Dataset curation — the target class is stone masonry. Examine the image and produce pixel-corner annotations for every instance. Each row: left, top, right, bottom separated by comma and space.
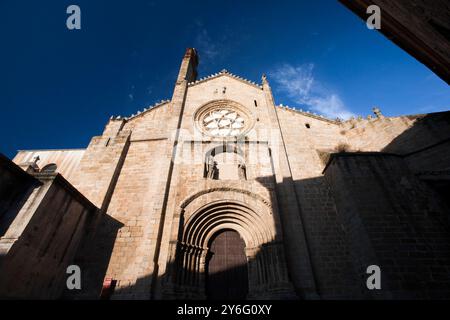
1, 48, 449, 299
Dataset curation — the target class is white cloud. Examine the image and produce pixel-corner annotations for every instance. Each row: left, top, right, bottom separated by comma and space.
194, 29, 219, 61
308, 94, 355, 120
270, 64, 355, 120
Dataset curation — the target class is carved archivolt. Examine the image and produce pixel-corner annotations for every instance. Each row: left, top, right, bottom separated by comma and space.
180, 187, 272, 209
182, 200, 274, 248
163, 194, 293, 299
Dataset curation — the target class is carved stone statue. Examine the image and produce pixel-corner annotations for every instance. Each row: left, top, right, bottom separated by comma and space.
211, 161, 219, 180
32, 155, 40, 165
372, 107, 383, 118
262, 73, 267, 83
238, 162, 247, 180
206, 156, 219, 180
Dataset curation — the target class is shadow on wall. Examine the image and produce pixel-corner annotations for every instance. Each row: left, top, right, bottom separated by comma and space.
382, 112, 450, 210
382, 112, 450, 155
62, 169, 450, 300
102, 236, 295, 300
93, 175, 361, 301
267, 175, 367, 300
0, 154, 41, 238
62, 212, 124, 299
60, 111, 450, 300
323, 151, 450, 299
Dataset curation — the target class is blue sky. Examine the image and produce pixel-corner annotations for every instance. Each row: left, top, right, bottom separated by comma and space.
1, 0, 449, 158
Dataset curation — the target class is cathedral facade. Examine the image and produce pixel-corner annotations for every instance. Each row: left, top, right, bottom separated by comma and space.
1, 48, 449, 300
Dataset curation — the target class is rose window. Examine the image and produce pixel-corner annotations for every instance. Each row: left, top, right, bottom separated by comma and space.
202, 109, 246, 137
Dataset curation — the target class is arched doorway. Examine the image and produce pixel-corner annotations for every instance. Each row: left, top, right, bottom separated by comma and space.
162, 197, 295, 299
206, 230, 248, 300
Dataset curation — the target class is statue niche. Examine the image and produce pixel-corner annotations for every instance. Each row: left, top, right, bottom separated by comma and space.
206, 158, 219, 180
204, 146, 246, 181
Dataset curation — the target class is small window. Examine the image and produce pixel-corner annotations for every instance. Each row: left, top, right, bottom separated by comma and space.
305, 123, 311, 129
41, 163, 57, 173
254, 100, 258, 107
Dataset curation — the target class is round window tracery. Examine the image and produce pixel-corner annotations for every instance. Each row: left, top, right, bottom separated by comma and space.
203, 109, 245, 137
195, 100, 253, 137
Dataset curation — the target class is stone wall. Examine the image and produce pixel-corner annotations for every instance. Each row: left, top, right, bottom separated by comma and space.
0, 158, 97, 299
13, 149, 85, 184
0, 154, 40, 238
324, 153, 450, 299
101, 138, 171, 299
277, 107, 450, 299
276, 109, 361, 298
4, 47, 449, 300
71, 124, 131, 211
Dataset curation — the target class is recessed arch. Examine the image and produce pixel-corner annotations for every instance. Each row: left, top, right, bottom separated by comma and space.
204, 144, 246, 180
183, 200, 273, 248
162, 191, 294, 299
205, 143, 244, 158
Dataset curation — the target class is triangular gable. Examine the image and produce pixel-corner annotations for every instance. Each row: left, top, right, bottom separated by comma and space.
188, 69, 263, 90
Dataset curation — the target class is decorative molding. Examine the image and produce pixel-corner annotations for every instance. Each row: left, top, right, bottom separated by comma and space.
180, 187, 272, 209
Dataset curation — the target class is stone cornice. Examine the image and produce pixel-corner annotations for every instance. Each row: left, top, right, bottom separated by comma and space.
181, 187, 272, 209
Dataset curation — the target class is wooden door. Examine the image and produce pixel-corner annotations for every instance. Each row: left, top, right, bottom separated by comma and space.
206, 230, 248, 300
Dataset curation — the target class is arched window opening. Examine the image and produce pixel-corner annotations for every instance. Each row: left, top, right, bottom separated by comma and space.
40, 163, 57, 173
205, 145, 246, 181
